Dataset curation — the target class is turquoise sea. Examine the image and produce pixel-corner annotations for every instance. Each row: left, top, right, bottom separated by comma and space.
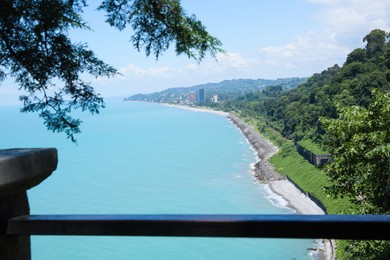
1, 100, 319, 259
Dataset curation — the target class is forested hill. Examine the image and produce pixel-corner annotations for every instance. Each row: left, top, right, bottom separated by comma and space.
125, 77, 307, 103
217, 29, 390, 146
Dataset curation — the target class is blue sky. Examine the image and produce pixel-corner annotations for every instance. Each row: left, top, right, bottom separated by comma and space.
1, 0, 390, 105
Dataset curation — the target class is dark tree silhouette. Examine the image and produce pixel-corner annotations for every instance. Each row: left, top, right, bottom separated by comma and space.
0, 0, 223, 141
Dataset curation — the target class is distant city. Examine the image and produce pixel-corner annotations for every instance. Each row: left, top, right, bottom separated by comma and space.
124, 77, 308, 105
125, 87, 216, 105
189, 89, 218, 104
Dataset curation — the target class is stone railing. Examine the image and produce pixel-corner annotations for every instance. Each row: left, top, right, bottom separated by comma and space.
0, 148, 57, 260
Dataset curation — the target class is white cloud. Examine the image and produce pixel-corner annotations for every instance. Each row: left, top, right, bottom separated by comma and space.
257, 0, 390, 76
261, 44, 299, 58
311, 0, 390, 36
94, 1, 390, 98
93, 52, 265, 97
259, 30, 348, 75
325, 1, 386, 30
116, 52, 258, 82
118, 64, 173, 79
215, 52, 258, 68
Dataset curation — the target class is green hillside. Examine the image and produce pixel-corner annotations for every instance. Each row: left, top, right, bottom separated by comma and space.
214, 29, 390, 259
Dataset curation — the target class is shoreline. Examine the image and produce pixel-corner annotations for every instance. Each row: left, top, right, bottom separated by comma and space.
161, 103, 326, 213
161, 103, 334, 259
227, 112, 334, 260
226, 114, 325, 214
161, 103, 229, 116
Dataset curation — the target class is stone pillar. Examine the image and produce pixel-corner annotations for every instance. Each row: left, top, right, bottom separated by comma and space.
0, 192, 30, 259
0, 148, 58, 260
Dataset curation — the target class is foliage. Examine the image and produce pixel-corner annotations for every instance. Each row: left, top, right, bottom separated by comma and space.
341, 240, 390, 260
364, 29, 388, 58
0, 0, 223, 141
217, 29, 390, 258
321, 90, 390, 211
99, 0, 223, 62
216, 29, 389, 146
321, 91, 389, 259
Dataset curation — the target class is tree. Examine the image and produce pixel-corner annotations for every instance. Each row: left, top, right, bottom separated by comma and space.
321, 89, 390, 212
321, 89, 390, 259
0, 0, 223, 142
363, 29, 387, 58
345, 48, 367, 65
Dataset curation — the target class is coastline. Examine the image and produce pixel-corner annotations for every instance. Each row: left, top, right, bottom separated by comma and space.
227, 114, 325, 214
161, 104, 325, 213
161, 103, 334, 259
227, 112, 334, 260
161, 103, 228, 116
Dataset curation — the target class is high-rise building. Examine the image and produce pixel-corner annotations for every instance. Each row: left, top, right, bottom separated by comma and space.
196, 88, 206, 104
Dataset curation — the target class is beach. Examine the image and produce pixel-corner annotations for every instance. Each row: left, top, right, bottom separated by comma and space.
164, 103, 335, 259
161, 103, 229, 116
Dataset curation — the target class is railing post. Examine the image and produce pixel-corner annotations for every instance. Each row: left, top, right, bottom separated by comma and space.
0, 148, 57, 260
0, 191, 30, 259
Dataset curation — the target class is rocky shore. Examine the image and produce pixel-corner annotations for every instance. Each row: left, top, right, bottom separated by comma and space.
227, 113, 285, 183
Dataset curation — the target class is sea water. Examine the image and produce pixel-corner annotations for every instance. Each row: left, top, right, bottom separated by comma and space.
0, 100, 318, 259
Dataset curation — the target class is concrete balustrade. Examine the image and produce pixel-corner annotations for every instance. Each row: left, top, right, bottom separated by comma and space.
0, 148, 57, 260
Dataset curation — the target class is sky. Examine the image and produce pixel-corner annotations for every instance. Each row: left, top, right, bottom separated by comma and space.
1, 0, 390, 105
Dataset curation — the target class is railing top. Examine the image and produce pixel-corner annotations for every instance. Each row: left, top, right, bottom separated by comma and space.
4, 214, 390, 240
0, 148, 58, 197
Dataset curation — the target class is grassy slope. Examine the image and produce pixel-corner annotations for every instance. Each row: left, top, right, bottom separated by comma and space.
269, 145, 348, 214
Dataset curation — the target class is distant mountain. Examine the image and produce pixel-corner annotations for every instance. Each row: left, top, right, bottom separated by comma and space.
125, 77, 308, 104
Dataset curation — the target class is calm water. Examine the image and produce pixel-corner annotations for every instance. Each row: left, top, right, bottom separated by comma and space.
0, 100, 318, 259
